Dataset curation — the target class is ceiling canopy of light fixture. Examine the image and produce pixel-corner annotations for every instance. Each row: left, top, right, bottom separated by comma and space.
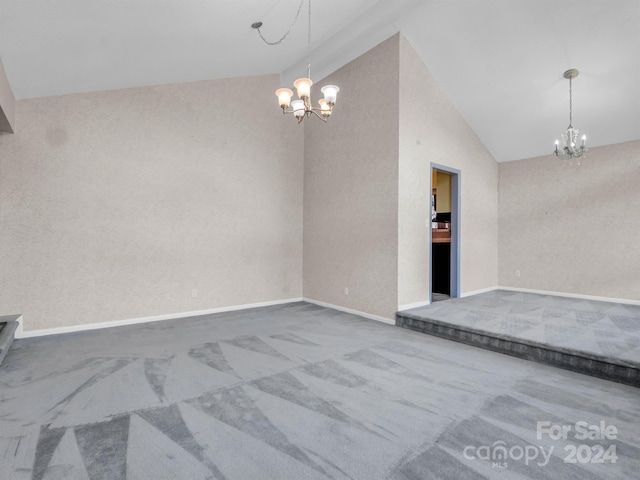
554, 68, 588, 161
252, 0, 339, 124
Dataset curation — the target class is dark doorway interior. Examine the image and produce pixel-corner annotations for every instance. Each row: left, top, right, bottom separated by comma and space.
431, 165, 460, 302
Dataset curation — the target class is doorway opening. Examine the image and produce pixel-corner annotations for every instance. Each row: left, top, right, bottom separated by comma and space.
430, 164, 460, 302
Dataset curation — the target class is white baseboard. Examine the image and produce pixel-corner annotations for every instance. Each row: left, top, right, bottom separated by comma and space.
497, 286, 640, 306
460, 286, 498, 298
15, 297, 304, 339
303, 298, 395, 325
19, 287, 634, 339
398, 300, 431, 311
399, 288, 499, 309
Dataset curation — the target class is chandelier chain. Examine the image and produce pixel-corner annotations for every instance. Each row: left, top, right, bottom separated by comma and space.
568, 77, 573, 128
307, 0, 311, 79
255, 0, 304, 46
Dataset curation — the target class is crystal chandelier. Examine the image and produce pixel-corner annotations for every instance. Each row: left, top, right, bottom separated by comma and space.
252, 0, 339, 124
554, 69, 587, 159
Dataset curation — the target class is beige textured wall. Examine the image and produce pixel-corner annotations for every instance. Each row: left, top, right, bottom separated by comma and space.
398, 36, 499, 306
0, 57, 15, 133
303, 35, 400, 320
0, 74, 303, 331
498, 140, 640, 300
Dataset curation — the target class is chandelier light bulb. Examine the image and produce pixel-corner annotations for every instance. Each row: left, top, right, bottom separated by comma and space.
318, 98, 331, 117
275, 88, 293, 109
321, 85, 339, 105
291, 99, 305, 117
293, 78, 313, 99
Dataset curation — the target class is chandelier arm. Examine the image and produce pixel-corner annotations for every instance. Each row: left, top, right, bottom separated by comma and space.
277, 107, 326, 124
309, 109, 328, 122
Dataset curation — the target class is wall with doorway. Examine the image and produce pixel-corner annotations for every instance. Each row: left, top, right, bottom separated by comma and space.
305, 33, 501, 319
398, 35, 499, 307
498, 139, 640, 301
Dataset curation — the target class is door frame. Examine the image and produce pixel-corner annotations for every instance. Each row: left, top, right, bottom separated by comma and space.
430, 163, 461, 301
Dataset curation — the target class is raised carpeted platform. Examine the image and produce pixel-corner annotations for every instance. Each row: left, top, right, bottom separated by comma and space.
397, 290, 640, 387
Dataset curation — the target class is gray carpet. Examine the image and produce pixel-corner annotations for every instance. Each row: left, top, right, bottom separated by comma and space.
1, 301, 639, 479
431, 293, 450, 303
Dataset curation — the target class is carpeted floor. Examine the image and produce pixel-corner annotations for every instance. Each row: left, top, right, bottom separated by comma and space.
1, 301, 639, 479
431, 293, 450, 303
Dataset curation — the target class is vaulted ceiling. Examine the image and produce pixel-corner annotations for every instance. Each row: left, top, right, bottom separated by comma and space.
1, 0, 638, 162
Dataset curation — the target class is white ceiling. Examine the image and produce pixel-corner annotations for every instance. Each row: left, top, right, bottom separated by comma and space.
0, 0, 638, 162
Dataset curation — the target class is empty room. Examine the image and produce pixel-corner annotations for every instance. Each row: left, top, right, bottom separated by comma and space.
1, 1, 639, 479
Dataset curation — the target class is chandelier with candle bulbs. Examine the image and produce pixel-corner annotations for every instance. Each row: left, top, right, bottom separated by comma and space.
554, 69, 587, 159
252, 0, 339, 124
